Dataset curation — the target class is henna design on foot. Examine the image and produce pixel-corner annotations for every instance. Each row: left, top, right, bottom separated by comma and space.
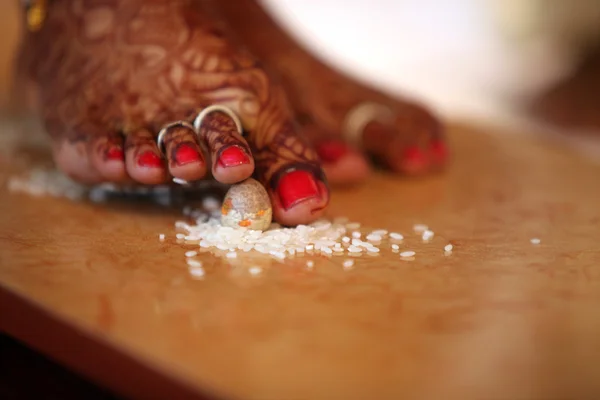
19, 0, 330, 224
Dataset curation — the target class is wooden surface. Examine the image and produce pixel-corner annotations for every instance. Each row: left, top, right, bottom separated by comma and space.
1, 121, 600, 400
0, 1, 20, 109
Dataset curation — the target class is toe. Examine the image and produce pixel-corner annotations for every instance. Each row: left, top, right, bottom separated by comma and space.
362, 104, 447, 175
52, 138, 104, 184
428, 139, 449, 169
196, 109, 254, 184
269, 167, 329, 226
124, 127, 168, 184
250, 121, 329, 226
315, 140, 370, 185
88, 132, 128, 182
160, 122, 207, 182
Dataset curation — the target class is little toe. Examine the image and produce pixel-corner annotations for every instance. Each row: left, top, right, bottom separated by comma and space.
196, 109, 254, 184
52, 138, 104, 184
160, 122, 207, 182
124, 128, 168, 184
315, 139, 371, 185
88, 132, 128, 182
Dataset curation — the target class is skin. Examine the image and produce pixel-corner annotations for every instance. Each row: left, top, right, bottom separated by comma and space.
18, 0, 329, 226
210, 0, 449, 182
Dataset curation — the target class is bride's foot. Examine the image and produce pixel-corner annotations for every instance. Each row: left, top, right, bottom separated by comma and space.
212, 0, 448, 184
18, 0, 328, 225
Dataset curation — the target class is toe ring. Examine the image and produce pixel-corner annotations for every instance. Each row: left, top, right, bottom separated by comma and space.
343, 102, 395, 148
156, 120, 195, 155
193, 105, 244, 139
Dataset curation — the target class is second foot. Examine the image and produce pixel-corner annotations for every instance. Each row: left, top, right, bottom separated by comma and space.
212, 0, 450, 184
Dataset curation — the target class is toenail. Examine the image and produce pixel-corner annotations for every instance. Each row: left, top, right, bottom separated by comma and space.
217, 145, 250, 168
106, 147, 124, 161
138, 151, 163, 168
276, 170, 320, 210
430, 140, 448, 161
316, 140, 350, 163
403, 146, 425, 163
174, 143, 201, 166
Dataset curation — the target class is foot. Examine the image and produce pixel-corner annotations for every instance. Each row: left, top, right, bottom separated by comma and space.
212, 0, 448, 184
18, 0, 329, 225
530, 47, 600, 132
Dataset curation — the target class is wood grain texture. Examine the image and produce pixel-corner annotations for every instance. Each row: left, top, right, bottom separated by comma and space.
1, 120, 600, 400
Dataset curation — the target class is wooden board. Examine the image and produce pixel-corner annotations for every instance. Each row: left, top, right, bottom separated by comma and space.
1, 121, 600, 400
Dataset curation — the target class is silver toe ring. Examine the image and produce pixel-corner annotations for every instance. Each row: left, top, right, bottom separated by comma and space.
342, 102, 395, 148
193, 105, 244, 138
156, 120, 195, 155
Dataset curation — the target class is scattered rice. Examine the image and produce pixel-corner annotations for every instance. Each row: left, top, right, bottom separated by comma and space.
348, 245, 363, 253
177, 214, 357, 261
175, 233, 185, 240
226, 251, 237, 259
159, 234, 165, 241
351, 238, 363, 246
530, 238, 541, 245
342, 259, 354, 268
172, 177, 189, 185
390, 232, 404, 240
187, 259, 203, 268
400, 251, 416, 258
413, 224, 428, 233
306, 260, 314, 268
185, 250, 197, 257
422, 230, 435, 241
8, 168, 87, 200
188, 267, 205, 278
249, 266, 262, 275
366, 246, 380, 253
202, 197, 220, 211
371, 229, 388, 236
342, 236, 351, 243
270, 250, 286, 259
366, 234, 382, 242
444, 244, 453, 252
391, 244, 400, 250
351, 232, 361, 239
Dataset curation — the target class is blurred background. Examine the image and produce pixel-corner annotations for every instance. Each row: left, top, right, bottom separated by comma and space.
2, 0, 600, 131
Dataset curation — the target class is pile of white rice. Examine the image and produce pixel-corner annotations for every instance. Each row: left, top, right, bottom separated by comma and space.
8, 169, 87, 200
173, 199, 454, 265
175, 217, 388, 259
7, 168, 457, 269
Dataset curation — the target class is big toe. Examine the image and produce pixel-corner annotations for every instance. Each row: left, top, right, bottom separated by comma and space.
250, 123, 329, 226
268, 167, 329, 226
363, 105, 448, 175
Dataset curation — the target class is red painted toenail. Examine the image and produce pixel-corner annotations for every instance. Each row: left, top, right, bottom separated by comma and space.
175, 143, 201, 166
277, 170, 320, 210
430, 140, 448, 161
106, 147, 124, 161
403, 146, 424, 163
316, 141, 349, 163
218, 145, 250, 168
138, 151, 163, 168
